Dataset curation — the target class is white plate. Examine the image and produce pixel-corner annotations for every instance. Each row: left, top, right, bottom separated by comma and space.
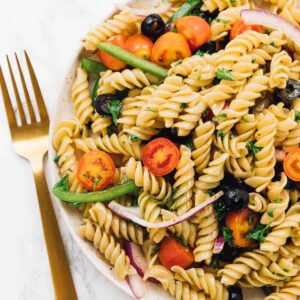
47, 6, 265, 300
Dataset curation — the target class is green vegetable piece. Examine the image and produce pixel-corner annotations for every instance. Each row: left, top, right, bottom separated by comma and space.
107, 99, 122, 126
216, 67, 234, 81
210, 255, 220, 269
261, 286, 275, 296
267, 209, 274, 218
130, 135, 140, 142
213, 199, 227, 221
81, 58, 106, 75
195, 49, 207, 56
167, 0, 202, 23
97, 43, 168, 78
223, 226, 234, 247
177, 236, 188, 247
247, 224, 270, 243
217, 130, 225, 138
151, 244, 160, 256
92, 75, 100, 102
247, 140, 263, 157
53, 155, 61, 164
295, 111, 300, 121
53, 175, 138, 204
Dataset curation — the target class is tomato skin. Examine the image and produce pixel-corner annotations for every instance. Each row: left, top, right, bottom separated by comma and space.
124, 34, 154, 60
151, 32, 192, 68
158, 238, 194, 269
97, 35, 128, 70
284, 148, 300, 181
77, 150, 116, 191
142, 138, 180, 176
175, 16, 211, 51
230, 20, 264, 40
226, 208, 259, 248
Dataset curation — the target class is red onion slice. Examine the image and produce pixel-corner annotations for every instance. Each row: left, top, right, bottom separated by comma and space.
126, 275, 146, 299
241, 9, 300, 47
116, 0, 172, 17
108, 191, 223, 229
213, 236, 225, 254
125, 242, 148, 278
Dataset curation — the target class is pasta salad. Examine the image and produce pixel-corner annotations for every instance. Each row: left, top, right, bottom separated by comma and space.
52, 0, 300, 299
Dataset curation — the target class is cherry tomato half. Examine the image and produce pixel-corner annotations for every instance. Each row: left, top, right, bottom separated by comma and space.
175, 16, 211, 51
284, 148, 300, 181
97, 34, 128, 70
230, 19, 264, 40
125, 34, 154, 60
225, 208, 259, 248
158, 238, 194, 269
142, 138, 180, 176
77, 150, 116, 191
151, 32, 192, 68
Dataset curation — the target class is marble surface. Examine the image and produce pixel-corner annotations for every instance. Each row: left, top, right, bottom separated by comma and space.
0, 0, 132, 299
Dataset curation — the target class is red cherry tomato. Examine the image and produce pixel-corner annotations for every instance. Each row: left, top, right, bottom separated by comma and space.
226, 208, 259, 248
175, 16, 211, 51
125, 34, 154, 60
142, 138, 180, 176
151, 32, 192, 68
230, 20, 264, 40
77, 150, 116, 191
158, 238, 194, 269
283, 148, 300, 181
97, 34, 128, 70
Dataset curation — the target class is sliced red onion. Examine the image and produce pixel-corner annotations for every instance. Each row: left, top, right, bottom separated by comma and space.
165, 23, 175, 32
213, 236, 225, 254
108, 191, 223, 229
125, 242, 157, 283
275, 149, 287, 161
125, 242, 148, 278
241, 9, 300, 47
116, 0, 171, 17
126, 275, 146, 299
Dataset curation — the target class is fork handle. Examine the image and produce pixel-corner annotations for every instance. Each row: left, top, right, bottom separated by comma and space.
31, 158, 78, 300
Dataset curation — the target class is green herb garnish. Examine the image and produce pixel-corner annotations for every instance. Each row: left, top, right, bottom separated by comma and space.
267, 209, 274, 218
54, 155, 61, 164
107, 99, 122, 126
151, 244, 160, 256
216, 67, 234, 81
247, 140, 263, 157
223, 227, 234, 247
247, 224, 270, 243
213, 199, 227, 220
130, 135, 140, 142
295, 111, 300, 121
217, 130, 225, 138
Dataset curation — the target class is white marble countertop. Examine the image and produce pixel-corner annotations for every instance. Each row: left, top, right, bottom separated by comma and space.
0, 1, 133, 299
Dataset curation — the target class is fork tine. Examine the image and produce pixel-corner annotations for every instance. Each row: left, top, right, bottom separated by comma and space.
24, 51, 49, 122
0, 66, 17, 127
15, 53, 36, 123
6, 55, 27, 125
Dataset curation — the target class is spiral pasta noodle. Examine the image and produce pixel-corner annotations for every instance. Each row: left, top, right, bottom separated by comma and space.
144, 265, 206, 300
138, 192, 166, 243
225, 156, 253, 179
235, 114, 257, 142
84, 11, 138, 51
89, 202, 145, 245
71, 68, 94, 125
201, 0, 248, 13
245, 112, 278, 192
171, 266, 229, 300
269, 51, 292, 89
192, 121, 215, 174
172, 146, 195, 215
248, 192, 268, 213
79, 219, 136, 280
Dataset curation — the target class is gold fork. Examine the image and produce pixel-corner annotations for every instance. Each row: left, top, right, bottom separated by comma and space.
0, 52, 78, 300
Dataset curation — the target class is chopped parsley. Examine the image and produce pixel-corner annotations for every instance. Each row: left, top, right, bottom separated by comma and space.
212, 116, 219, 122
145, 106, 155, 112
209, 190, 216, 196
216, 67, 234, 81
223, 227, 234, 247
274, 197, 282, 204
184, 136, 194, 151
174, 59, 183, 66
267, 209, 274, 218
177, 236, 188, 247
217, 130, 225, 138
247, 140, 263, 157
247, 224, 270, 243
215, 17, 229, 26
213, 199, 227, 220
261, 286, 275, 296
54, 155, 61, 164
130, 135, 140, 142
220, 113, 227, 118
107, 99, 122, 126
151, 244, 160, 257
180, 103, 187, 109
210, 255, 220, 269
270, 41, 276, 47
195, 49, 208, 56
241, 117, 250, 123
230, 0, 237, 5
130, 198, 138, 207
295, 111, 300, 121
